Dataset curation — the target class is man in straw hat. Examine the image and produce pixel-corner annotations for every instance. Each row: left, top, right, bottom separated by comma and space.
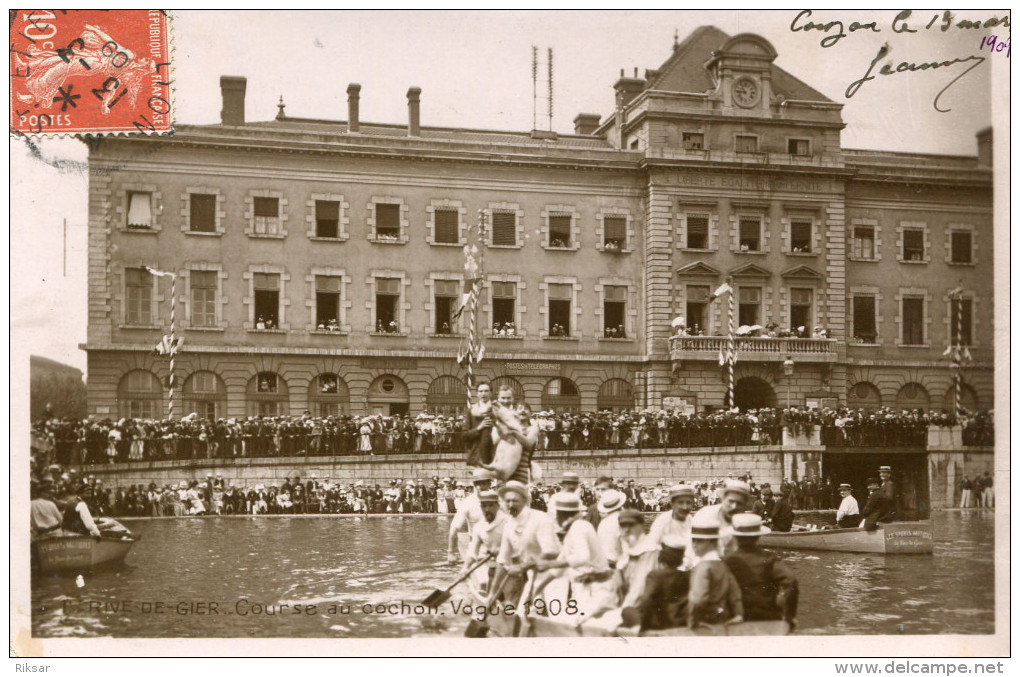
615, 509, 661, 608
835, 483, 861, 528
595, 488, 626, 567
688, 510, 743, 628
691, 479, 752, 556
860, 476, 895, 531
648, 484, 696, 565
447, 467, 496, 563
491, 481, 560, 604
724, 513, 798, 626
461, 489, 508, 594
878, 465, 897, 520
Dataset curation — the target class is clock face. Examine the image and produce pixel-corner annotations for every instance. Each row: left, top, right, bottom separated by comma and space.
733, 78, 760, 108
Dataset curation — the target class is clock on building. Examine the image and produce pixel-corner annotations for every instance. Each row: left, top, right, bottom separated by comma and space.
733, 77, 760, 108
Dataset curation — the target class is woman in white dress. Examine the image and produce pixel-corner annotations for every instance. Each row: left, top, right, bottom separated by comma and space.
358, 419, 373, 454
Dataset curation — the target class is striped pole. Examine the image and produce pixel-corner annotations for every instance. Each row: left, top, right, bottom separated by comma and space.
727, 279, 736, 409
461, 210, 487, 407
952, 288, 963, 422
168, 272, 176, 421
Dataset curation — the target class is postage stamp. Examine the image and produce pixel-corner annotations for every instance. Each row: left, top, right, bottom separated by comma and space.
9, 10, 172, 136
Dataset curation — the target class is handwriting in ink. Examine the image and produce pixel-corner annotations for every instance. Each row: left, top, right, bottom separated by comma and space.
845, 43, 986, 112
791, 10, 1010, 49
979, 35, 1010, 57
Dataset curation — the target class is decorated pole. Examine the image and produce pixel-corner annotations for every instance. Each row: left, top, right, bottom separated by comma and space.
145, 266, 181, 421
456, 210, 487, 406
712, 279, 736, 409
946, 285, 971, 422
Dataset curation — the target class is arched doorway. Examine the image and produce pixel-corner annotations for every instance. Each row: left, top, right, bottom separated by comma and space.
367, 374, 410, 416
597, 378, 634, 412
426, 375, 467, 416
542, 377, 581, 413
308, 373, 350, 417
847, 381, 882, 410
895, 382, 930, 411
732, 376, 777, 411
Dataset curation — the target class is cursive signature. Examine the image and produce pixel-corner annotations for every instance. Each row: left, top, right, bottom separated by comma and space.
845, 43, 986, 112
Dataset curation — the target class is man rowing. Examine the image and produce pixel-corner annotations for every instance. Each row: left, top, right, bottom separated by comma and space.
447, 467, 495, 563
690, 479, 752, 557
490, 481, 560, 604
648, 484, 695, 566
461, 489, 508, 595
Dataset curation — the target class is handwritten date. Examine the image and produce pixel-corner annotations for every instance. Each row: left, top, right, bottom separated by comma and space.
792, 10, 1010, 49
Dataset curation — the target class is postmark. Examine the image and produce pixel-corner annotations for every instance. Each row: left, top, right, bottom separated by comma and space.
10, 10, 172, 136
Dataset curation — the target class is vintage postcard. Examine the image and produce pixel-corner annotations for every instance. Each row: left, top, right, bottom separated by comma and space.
10, 9, 1009, 663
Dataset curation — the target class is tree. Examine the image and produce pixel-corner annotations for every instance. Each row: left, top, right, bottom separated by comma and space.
31, 372, 87, 421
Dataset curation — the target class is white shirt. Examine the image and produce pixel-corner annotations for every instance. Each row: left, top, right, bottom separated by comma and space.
648, 510, 692, 549
449, 492, 484, 535
837, 494, 860, 522
497, 506, 560, 568
596, 511, 622, 564
560, 518, 608, 578
467, 511, 509, 562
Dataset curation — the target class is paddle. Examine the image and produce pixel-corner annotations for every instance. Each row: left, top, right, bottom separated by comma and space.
422, 553, 493, 606
336, 560, 454, 583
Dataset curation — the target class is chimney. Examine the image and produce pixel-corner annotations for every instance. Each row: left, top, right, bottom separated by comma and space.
976, 127, 992, 166
613, 72, 646, 108
347, 83, 361, 133
220, 76, 247, 126
573, 113, 600, 135
407, 87, 421, 136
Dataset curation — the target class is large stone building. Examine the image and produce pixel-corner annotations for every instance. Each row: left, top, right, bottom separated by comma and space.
83, 27, 993, 420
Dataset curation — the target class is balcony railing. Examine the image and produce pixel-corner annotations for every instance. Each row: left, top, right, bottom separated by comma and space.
669, 336, 838, 362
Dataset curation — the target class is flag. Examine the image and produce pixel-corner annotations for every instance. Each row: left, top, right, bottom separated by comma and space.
712, 282, 732, 299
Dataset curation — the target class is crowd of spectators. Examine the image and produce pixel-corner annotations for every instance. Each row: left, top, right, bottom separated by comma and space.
31, 406, 992, 467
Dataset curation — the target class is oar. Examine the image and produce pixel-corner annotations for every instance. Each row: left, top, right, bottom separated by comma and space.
422, 554, 493, 606
337, 560, 454, 583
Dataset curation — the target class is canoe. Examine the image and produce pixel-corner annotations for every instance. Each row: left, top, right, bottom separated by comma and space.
761, 521, 933, 554
33, 534, 139, 572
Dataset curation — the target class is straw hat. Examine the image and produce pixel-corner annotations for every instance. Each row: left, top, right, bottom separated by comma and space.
498, 481, 530, 502
477, 490, 500, 504
731, 513, 771, 537
690, 511, 721, 540
668, 484, 696, 501
597, 490, 625, 514
551, 492, 583, 513
471, 468, 496, 484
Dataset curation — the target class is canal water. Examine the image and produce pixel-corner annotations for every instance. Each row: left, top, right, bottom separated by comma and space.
31, 510, 994, 638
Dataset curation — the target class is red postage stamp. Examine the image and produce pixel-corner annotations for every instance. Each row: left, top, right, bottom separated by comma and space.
10, 10, 172, 136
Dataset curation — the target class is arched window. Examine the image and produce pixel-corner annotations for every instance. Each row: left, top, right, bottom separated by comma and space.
308, 373, 350, 417
597, 378, 634, 412
366, 374, 410, 416
490, 376, 525, 405
246, 372, 289, 417
847, 381, 882, 410
895, 382, 930, 412
183, 370, 226, 420
118, 369, 162, 419
941, 383, 979, 414
426, 375, 467, 416
542, 377, 581, 413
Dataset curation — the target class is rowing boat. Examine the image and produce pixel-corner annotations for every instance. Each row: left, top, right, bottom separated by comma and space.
761, 521, 933, 554
33, 533, 139, 572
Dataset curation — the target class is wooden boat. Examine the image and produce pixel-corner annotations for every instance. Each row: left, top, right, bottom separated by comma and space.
33, 532, 139, 572
761, 521, 933, 554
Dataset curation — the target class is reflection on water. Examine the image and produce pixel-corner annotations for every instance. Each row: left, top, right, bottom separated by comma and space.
31, 511, 994, 638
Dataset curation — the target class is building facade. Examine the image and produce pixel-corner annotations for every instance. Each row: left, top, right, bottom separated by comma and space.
83, 28, 993, 419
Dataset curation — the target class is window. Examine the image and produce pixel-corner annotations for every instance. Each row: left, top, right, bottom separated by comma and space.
950, 231, 973, 264
189, 194, 216, 233
310, 374, 348, 417
434, 208, 459, 244
492, 282, 516, 331
950, 298, 973, 346
853, 225, 876, 260
735, 135, 758, 153
434, 280, 460, 334
315, 200, 340, 238
190, 271, 217, 327
491, 210, 517, 246
738, 287, 761, 326
787, 138, 810, 156
375, 277, 400, 332
739, 216, 762, 252
790, 219, 812, 253
126, 191, 152, 229
315, 276, 341, 329
683, 132, 704, 150
852, 296, 877, 343
902, 229, 924, 261
548, 214, 572, 248
685, 215, 709, 249
253, 197, 280, 235
253, 273, 280, 328
125, 267, 153, 325
686, 285, 711, 334
120, 370, 160, 419
375, 203, 400, 238
790, 288, 813, 332
902, 297, 925, 345
184, 371, 225, 420
248, 372, 289, 417
603, 286, 626, 338
548, 283, 572, 336
603, 216, 626, 250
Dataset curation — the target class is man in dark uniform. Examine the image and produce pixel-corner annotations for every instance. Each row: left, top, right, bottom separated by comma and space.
751, 487, 774, 522
462, 382, 495, 467
769, 487, 795, 532
859, 477, 895, 531
724, 513, 798, 627
620, 541, 690, 631
878, 465, 897, 520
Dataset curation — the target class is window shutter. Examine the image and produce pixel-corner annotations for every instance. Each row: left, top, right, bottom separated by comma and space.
190, 194, 216, 232
790, 288, 813, 305
604, 285, 626, 302
687, 216, 709, 236
316, 276, 341, 292
740, 287, 761, 303
434, 280, 459, 296
254, 273, 279, 290
549, 283, 572, 300
191, 270, 216, 288
376, 203, 400, 229
492, 282, 516, 298
316, 201, 340, 221
254, 197, 278, 217
492, 211, 517, 246
687, 285, 710, 302
434, 209, 459, 243
376, 278, 400, 294
604, 217, 626, 243
125, 268, 150, 285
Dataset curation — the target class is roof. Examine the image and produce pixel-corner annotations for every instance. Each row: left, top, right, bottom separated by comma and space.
645, 26, 833, 103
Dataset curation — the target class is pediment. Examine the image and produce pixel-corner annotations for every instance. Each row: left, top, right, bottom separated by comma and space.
676, 262, 722, 277
729, 263, 772, 278
780, 265, 824, 280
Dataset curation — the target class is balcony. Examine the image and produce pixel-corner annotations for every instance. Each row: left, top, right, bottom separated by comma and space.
669, 336, 838, 363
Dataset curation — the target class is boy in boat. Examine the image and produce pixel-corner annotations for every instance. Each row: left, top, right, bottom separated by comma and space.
688, 512, 743, 628
724, 513, 799, 627
835, 483, 861, 528
620, 538, 689, 632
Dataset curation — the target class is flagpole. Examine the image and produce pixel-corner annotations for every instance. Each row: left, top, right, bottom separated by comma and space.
949, 285, 964, 422
727, 277, 735, 409
145, 266, 178, 421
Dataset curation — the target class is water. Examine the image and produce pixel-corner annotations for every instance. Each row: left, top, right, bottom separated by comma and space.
31, 511, 994, 638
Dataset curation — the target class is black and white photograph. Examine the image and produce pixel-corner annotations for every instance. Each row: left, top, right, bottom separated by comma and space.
11, 9, 1009, 662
